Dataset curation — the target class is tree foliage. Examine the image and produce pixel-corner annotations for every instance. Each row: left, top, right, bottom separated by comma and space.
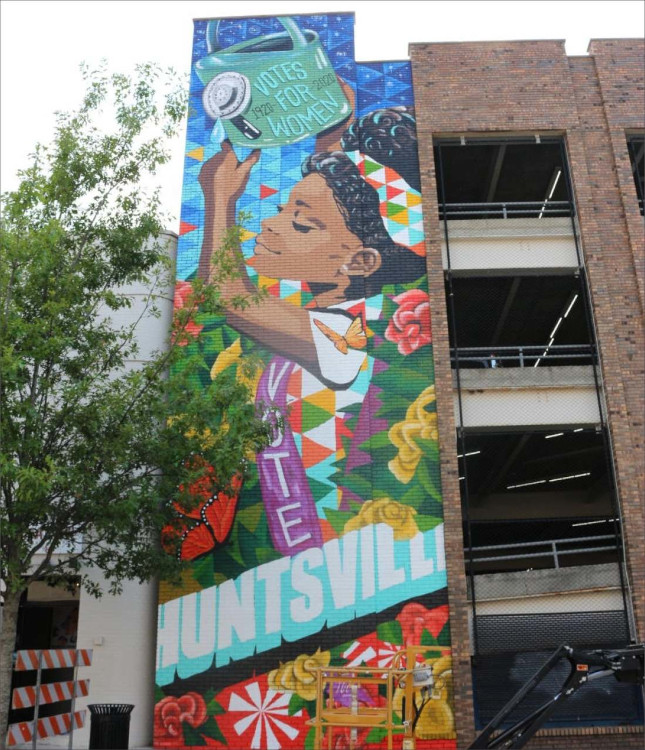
0, 63, 274, 601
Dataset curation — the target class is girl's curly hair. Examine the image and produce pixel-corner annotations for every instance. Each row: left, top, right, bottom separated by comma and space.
341, 107, 421, 192
302, 108, 424, 297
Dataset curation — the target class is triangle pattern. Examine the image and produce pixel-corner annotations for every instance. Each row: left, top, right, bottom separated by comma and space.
389, 208, 410, 225
302, 401, 336, 432
387, 202, 407, 217
305, 387, 336, 415
301, 436, 334, 469
186, 146, 204, 161
287, 399, 302, 433
303, 418, 338, 452
287, 367, 302, 399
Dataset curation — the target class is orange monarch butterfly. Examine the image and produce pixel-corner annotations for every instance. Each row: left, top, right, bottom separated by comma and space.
162, 469, 242, 561
313, 316, 367, 354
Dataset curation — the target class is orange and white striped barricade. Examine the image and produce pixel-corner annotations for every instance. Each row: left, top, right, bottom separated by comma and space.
8, 649, 92, 749
14, 648, 92, 671
6, 710, 86, 747
11, 679, 90, 709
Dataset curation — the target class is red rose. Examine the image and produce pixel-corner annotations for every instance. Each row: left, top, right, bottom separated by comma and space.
173, 280, 204, 344
397, 603, 450, 645
385, 289, 432, 355
154, 692, 207, 748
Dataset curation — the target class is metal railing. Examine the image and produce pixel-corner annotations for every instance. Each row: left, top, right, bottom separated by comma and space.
439, 200, 572, 220
466, 534, 618, 571
451, 344, 594, 368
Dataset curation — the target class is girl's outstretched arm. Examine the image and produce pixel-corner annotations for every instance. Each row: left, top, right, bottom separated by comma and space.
197, 143, 320, 372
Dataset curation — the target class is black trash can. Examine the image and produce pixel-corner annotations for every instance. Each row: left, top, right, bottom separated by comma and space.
88, 704, 134, 749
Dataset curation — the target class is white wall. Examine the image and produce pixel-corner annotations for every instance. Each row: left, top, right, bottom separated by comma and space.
14, 233, 177, 749
28, 576, 158, 750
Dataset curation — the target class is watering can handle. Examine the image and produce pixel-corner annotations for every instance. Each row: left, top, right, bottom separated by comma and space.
206, 16, 309, 54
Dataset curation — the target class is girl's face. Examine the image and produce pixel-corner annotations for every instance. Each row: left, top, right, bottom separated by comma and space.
251, 174, 373, 284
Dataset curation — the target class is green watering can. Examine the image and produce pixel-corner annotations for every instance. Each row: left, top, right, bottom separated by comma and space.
195, 17, 351, 148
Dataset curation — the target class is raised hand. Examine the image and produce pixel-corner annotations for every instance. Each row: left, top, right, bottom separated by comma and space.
198, 140, 260, 207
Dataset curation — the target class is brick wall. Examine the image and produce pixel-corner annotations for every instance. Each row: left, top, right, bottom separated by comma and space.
567, 49, 645, 645
528, 725, 644, 749
410, 38, 644, 749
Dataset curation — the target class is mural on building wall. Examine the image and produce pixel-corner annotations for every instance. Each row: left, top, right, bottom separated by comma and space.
155, 14, 455, 749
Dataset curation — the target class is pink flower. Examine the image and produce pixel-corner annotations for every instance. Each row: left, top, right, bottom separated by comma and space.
385, 289, 432, 355
173, 280, 203, 344
154, 692, 207, 747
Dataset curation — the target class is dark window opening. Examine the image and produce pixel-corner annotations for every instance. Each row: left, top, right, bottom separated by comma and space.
460, 428, 638, 727
627, 133, 644, 215
448, 274, 593, 368
459, 428, 618, 576
435, 139, 571, 219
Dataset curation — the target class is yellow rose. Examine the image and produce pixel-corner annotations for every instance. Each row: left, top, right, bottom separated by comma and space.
392, 654, 456, 740
210, 338, 243, 378
388, 386, 438, 484
166, 416, 216, 449
344, 498, 418, 541
210, 338, 262, 399
268, 648, 330, 701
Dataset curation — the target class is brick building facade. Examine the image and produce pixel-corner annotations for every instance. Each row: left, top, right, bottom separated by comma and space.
410, 37, 644, 749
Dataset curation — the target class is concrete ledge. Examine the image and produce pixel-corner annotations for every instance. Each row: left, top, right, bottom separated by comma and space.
469, 562, 621, 601
455, 365, 596, 390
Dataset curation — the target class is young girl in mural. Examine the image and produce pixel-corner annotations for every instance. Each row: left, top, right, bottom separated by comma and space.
197, 108, 424, 374
196, 107, 429, 557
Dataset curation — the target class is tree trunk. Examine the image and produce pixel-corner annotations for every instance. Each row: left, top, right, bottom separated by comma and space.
0, 588, 21, 750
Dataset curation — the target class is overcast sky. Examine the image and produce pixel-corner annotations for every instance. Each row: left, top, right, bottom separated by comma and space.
2, 0, 643, 231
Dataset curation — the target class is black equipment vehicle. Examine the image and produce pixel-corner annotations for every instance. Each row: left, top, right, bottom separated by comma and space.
468, 643, 644, 749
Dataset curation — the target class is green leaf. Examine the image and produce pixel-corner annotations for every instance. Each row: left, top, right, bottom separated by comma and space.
182, 722, 206, 746
288, 693, 307, 716
401, 484, 427, 510
192, 555, 215, 589
323, 508, 355, 535
373, 367, 431, 397
376, 620, 403, 645
374, 395, 414, 417
416, 458, 443, 501
338, 472, 372, 499
358, 431, 393, 451
365, 727, 388, 742
436, 620, 452, 647
206, 698, 226, 716
198, 717, 227, 746
420, 628, 440, 647
255, 546, 282, 565
236, 503, 263, 533
415, 515, 443, 532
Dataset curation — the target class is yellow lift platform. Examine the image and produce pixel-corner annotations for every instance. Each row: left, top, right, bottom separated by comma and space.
308, 645, 434, 750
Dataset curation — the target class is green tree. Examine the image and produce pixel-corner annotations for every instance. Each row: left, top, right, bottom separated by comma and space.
0, 64, 274, 741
